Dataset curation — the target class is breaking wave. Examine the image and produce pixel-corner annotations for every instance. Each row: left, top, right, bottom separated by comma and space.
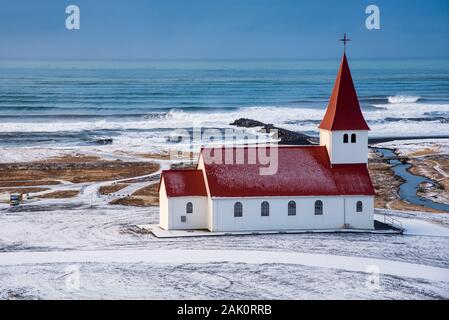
387, 95, 421, 104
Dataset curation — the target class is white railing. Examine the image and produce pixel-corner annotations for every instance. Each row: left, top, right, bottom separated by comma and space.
383, 214, 403, 230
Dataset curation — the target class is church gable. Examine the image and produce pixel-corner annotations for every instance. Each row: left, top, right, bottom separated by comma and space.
159, 170, 207, 197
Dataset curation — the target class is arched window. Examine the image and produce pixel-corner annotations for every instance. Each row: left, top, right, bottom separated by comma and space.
356, 201, 363, 213
261, 201, 270, 216
343, 134, 349, 143
288, 201, 296, 216
234, 202, 243, 217
186, 202, 193, 214
351, 133, 357, 143
314, 200, 323, 215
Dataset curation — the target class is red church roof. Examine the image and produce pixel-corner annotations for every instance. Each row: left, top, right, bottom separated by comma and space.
319, 53, 370, 131
160, 170, 207, 197
200, 146, 375, 198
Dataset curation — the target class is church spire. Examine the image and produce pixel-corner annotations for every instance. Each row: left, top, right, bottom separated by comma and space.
318, 51, 370, 131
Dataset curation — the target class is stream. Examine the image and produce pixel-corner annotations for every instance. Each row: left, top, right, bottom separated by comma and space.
373, 147, 449, 212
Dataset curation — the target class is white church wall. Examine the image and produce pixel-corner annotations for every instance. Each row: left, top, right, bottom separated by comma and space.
345, 196, 374, 229
319, 129, 332, 157
211, 196, 348, 232
158, 180, 169, 230
214, 200, 219, 231
197, 154, 215, 231
320, 129, 368, 164
169, 196, 209, 230
160, 193, 374, 231
206, 198, 214, 231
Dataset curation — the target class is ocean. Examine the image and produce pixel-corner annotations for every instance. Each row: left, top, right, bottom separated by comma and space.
0, 58, 448, 152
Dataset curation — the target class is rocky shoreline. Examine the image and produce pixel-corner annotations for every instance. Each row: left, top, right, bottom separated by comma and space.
230, 118, 317, 145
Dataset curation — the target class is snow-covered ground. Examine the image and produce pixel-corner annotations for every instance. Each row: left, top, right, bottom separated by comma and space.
0, 204, 448, 299
1, 139, 448, 299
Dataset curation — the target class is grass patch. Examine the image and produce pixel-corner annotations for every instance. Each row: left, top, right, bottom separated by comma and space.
99, 183, 129, 195
37, 190, 79, 199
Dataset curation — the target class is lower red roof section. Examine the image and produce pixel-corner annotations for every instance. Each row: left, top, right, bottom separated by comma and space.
200, 146, 375, 197
160, 170, 207, 197
330, 164, 375, 196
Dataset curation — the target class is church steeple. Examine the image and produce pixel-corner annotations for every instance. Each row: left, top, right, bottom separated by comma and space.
318, 53, 370, 131
318, 38, 370, 165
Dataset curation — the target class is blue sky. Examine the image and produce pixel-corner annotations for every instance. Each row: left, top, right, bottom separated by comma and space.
0, 0, 448, 59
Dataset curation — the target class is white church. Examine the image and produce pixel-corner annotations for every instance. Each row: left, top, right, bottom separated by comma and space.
158, 52, 375, 232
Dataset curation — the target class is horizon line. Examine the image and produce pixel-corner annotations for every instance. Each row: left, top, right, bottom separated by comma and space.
1, 56, 449, 62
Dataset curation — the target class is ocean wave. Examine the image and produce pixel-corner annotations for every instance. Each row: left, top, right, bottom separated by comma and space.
360, 96, 389, 104
387, 95, 421, 104
1, 103, 449, 150
361, 104, 387, 111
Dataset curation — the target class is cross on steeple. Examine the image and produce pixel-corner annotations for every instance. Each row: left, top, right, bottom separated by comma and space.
339, 33, 351, 53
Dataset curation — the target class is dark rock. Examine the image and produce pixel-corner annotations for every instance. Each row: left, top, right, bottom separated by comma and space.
230, 118, 317, 145
230, 118, 266, 128
260, 124, 316, 145
94, 138, 113, 145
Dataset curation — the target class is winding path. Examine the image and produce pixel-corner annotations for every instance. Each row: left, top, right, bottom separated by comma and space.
0, 249, 448, 283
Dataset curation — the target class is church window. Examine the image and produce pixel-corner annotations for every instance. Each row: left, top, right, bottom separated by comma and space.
356, 201, 363, 212
351, 133, 357, 143
234, 202, 243, 217
314, 200, 323, 215
288, 201, 296, 216
186, 202, 193, 214
343, 134, 349, 143
261, 201, 270, 216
